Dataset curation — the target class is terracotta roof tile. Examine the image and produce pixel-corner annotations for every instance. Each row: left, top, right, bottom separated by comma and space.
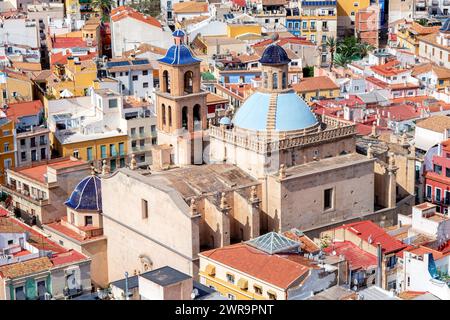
111, 6, 161, 28
292, 76, 339, 92
173, 1, 209, 13
334, 220, 407, 254
416, 115, 450, 132
200, 243, 310, 289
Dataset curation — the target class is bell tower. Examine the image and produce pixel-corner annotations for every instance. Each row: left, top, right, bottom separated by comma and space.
153, 30, 208, 167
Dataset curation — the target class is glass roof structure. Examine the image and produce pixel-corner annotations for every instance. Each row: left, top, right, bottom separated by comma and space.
246, 232, 300, 255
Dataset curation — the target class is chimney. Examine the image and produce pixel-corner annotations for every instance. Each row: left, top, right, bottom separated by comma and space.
376, 242, 383, 288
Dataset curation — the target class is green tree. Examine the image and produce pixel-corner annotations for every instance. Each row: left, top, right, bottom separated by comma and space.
325, 36, 337, 71
417, 18, 428, 26
333, 53, 351, 68
129, 0, 161, 17
357, 41, 374, 58
91, 0, 112, 20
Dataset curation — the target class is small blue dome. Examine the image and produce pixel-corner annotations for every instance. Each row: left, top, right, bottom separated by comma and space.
65, 175, 102, 211
440, 18, 450, 32
158, 44, 201, 65
232, 91, 318, 131
172, 29, 186, 37
259, 44, 291, 65
219, 116, 231, 125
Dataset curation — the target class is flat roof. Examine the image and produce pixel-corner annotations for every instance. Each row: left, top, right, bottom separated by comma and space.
140, 266, 191, 286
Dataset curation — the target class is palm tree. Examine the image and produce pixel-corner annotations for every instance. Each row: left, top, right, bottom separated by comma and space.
357, 41, 374, 58
333, 53, 351, 68
325, 36, 337, 71
91, 0, 112, 20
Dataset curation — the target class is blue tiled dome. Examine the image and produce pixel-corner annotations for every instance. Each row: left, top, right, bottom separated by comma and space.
65, 175, 102, 211
259, 44, 291, 65
172, 29, 186, 37
232, 91, 318, 131
440, 18, 450, 33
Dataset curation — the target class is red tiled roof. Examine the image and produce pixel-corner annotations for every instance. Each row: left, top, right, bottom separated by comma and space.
51, 37, 92, 49
50, 249, 89, 266
356, 123, 373, 135
200, 243, 310, 289
111, 6, 161, 28
232, 0, 246, 7
292, 76, 339, 92
370, 60, 406, 77
50, 51, 98, 66
13, 158, 87, 184
5, 100, 43, 123
324, 241, 377, 270
335, 220, 407, 254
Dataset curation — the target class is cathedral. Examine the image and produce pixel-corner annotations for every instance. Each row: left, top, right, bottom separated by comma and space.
98, 31, 377, 281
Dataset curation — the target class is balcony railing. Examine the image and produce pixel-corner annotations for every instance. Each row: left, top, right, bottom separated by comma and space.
3, 184, 49, 206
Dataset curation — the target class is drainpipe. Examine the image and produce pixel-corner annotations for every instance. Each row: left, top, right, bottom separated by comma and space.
376, 243, 383, 288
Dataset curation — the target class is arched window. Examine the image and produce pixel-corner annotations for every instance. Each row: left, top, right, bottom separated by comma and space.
193, 104, 201, 131
282, 72, 287, 89
182, 106, 188, 130
184, 71, 194, 94
163, 70, 170, 93
263, 72, 268, 88
168, 106, 172, 126
272, 73, 278, 90
162, 104, 166, 125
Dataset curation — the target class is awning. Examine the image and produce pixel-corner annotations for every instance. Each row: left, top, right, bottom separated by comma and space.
205, 264, 215, 276
237, 278, 248, 290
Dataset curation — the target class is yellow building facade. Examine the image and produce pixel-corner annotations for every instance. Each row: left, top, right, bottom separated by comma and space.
0, 72, 34, 105
52, 133, 128, 170
337, 0, 370, 36
0, 119, 15, 184
48, 58, 99, 99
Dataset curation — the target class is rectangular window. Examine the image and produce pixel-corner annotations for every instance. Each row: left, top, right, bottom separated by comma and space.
4, 158, 11, 169
324, 188, 333, 210
254, 285, 263, 295
31, 149, 37, 161
436, 188, 442, 202
84, 216, 93, 226
100, 145, 107, 158
143, 82, 149, 88
119, 142, 125, 156
73, 149, 79, 159
143, 70, 148, 76
40, 148, 46, 160
120, 157, 125, 168
21, 151, 26, 161
87, 147, 93, 161
30, 137, 36, 148
139, 127, 144, 135
446, 168, 450, 178
445, 190, 450, 205
434, 164, 443, 175
110, 159, 116, 171
14, 286, 25, 300
39, 135, 46, 145
227, 293, 236, 300
110, 144, 117, 157
142, 199, 148, 219
20, 139, 25, 146
426, 185, 432, 199
131, 128, 136, 136
139, 139, 145, 147
267, 292, 277, 300
226, 273, 235, 284
109, 99, 118, 108
132, 75, 138, 81
3, 142, 9, 152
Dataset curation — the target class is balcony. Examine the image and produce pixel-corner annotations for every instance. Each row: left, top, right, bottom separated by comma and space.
2, 184, 49, 207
